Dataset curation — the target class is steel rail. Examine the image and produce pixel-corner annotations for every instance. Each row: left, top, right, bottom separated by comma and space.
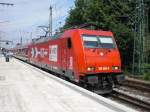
122, 79, 150, 92
112, 89, 150, 111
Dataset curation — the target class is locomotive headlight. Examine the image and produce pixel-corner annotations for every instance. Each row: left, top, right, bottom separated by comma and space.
112, 66, 119, 70
87, 67, 95, 71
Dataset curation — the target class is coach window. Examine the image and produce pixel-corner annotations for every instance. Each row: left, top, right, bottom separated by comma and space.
67, 38, 72, 49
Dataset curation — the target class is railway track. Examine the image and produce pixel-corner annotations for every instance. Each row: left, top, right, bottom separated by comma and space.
111, 88, 150, 111
122, 78, 150, 93
110, 78, 150, 111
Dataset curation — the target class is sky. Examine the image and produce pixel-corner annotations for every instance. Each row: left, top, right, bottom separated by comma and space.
0, 0, 75, 47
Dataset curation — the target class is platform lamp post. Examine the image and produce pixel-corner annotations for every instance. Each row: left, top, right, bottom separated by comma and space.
0, 21, 9, 51
0, 2, 14, 52
49, 5, 52, 37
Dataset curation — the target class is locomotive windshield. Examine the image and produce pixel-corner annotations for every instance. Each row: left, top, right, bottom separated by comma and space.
82, 35, 116, 48
82, 35, 98, 48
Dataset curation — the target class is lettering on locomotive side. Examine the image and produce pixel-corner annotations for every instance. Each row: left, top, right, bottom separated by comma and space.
31, 47, 39, 58
49, 45, 58, 62
31, 47, 48, 58
40, 48, 48, 57
31, 48, 36, 58
69, 57, 73, 70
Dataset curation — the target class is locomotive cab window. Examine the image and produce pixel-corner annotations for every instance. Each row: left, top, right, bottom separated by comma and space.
98, 36, 116, 48
82, 35, 99, 48
82, 35, 116, 48
67, 38, 72, 49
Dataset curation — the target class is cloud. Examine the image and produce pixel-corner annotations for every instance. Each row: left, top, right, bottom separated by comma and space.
0, 0, 75, 45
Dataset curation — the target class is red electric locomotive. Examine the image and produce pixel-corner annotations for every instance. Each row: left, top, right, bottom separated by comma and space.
13, 28, 124, 94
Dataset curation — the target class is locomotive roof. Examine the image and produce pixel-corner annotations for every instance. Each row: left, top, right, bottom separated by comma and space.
32, 32, 63, 44
31, 29, 113, 44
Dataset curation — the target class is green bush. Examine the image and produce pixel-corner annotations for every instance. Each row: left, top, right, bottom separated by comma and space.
143, 72, 150, 81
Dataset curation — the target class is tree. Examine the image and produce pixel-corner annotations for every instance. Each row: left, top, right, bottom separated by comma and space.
63, 0, 136, 70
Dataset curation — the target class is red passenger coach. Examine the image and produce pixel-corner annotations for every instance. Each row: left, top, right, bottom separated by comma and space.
13, 44, 30, 61
14, 29, 124, 94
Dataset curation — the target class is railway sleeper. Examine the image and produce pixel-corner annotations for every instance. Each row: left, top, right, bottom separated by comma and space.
113, 90, 150, 111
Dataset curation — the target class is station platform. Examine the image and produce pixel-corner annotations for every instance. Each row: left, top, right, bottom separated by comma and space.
0, 55, 137, 112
